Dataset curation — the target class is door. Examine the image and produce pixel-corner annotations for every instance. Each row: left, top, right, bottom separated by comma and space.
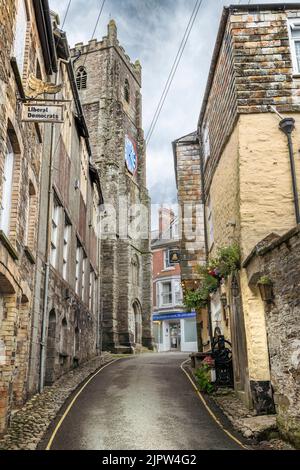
169, 322, 181, 350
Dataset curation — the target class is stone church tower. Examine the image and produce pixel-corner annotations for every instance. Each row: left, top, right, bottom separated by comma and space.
71, 21, 153, 352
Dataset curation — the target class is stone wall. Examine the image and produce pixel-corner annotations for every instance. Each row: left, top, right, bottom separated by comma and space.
28, 32, 102, 392
245, 226, 300, 447
173, 132, 205, 282
0, 0, 50, 433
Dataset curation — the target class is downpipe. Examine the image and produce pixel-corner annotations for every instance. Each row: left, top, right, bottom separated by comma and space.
279, 117, 300, 225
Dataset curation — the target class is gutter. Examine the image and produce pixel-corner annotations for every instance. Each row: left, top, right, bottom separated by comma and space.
33, 0, 57, 75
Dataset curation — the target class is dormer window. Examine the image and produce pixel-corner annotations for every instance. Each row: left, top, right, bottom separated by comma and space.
124, 78, 130, 103
76, 66, 87, 90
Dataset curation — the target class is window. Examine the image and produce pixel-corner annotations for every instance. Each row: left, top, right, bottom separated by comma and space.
75, 241, 83, 295
76, 67, 87, 90
184, 318, 197, 343
81, 256, 87, 301
80, 143, 88, 204
161, 281, 172, 306
207, 195, 214, 249
50, 196, 61, 268
89, 268, 96, 312
62, 217, 71, 280
124, 79, 130, 103
13, 0, 28, 74
202, 122, 210, 162
289, 20, 300, 74
164, 250, 171, 269
0, 138, 14, 236
174, 280, 183, 304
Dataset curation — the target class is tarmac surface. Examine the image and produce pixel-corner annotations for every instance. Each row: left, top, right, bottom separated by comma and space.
48, 352, 242, 450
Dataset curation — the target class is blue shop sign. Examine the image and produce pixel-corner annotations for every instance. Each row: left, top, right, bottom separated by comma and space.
152, 311, 196, 321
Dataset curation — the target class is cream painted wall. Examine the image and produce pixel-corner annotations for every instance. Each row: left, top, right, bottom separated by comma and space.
208, 125, 240, 257
207, 111, 300, 384
239, 112, 300, 259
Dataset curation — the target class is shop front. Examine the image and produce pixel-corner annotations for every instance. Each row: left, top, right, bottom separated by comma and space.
152, 312, 198, 353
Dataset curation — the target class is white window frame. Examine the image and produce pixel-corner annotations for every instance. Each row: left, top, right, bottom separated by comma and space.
13, 0, 28, 75
75, 243, 83, 295
288, 20, 300, 75
89, 268, 95, 312
207, 195, 214, 249
202, 122, 210, 162
164, 250, 171, 269
174, 279, 183, 305
160, 281, 173, 307
50, 198, 61, 269
0, 138, 14, 236
62, 219, 71, 281
81, 256, 87, 301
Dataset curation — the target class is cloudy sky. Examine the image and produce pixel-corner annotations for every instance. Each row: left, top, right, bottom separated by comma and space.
49, 0, 299, 227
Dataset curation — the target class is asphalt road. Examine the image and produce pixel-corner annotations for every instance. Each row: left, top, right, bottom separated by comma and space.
48, 353, 242, 450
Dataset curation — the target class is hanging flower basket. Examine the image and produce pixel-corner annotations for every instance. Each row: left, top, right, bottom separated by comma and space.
257, 276, 273, 303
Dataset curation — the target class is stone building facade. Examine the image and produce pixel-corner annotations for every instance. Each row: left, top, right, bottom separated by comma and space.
0, 0, 57, 434
28, 17, 103, 394
152, 208, 198, 353
244, 226, 300, 448
71, 21, 152, 353
172, 132, 208, 350
197, 3, 300, 413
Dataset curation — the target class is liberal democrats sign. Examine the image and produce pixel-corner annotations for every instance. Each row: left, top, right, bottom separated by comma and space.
22, 103, 64, 123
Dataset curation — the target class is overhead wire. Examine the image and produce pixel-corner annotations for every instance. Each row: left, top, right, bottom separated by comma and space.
146, 0, 203, 146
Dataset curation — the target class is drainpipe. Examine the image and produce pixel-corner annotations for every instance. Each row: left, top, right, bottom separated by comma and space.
197, 132, 213, 348
279, 117, 300, 225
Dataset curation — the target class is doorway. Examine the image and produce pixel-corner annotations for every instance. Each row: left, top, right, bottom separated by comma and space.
169, 322, 181, 351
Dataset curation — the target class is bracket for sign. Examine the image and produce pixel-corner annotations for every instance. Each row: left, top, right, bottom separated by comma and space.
19, 97, 72, 103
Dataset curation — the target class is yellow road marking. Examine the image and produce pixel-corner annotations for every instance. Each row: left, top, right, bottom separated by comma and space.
46, 358, 123, 450
180, 359, 248, 450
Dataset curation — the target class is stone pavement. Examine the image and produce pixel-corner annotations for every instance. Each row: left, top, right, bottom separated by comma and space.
211, 388, 295, 450
0, 353, 115, 450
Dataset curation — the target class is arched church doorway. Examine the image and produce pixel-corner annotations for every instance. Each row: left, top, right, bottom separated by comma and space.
132, 300, 142, 345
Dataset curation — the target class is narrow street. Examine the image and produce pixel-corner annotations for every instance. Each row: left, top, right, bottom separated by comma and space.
46, 353, 242, 450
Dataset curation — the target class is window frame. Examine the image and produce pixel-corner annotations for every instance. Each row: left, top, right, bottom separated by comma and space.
50, 195, 61, 269
13, 0, 28, 76
0, 137, 15, 236
62, 216, 71, 281
288, 20, 300, 75
160, 280, 173, 307
202, 122, 210, 163
76, 66, 87, 90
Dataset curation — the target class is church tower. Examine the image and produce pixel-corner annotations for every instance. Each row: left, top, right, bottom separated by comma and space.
71, 21, 153, 352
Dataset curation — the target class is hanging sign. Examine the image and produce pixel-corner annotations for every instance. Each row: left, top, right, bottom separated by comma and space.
21, 103, 64, 123
169, 249, 180, 264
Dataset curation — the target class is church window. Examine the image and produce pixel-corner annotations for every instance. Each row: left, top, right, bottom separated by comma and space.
76, 67, 87, 90
124, 79, 130, 103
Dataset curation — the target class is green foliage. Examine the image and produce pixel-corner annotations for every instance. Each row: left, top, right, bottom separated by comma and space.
183, 271, 218, 310
208, 244, 241, 279
183, 244, 240, 311
257, 275, 272, 285
195, 365, 214, 394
